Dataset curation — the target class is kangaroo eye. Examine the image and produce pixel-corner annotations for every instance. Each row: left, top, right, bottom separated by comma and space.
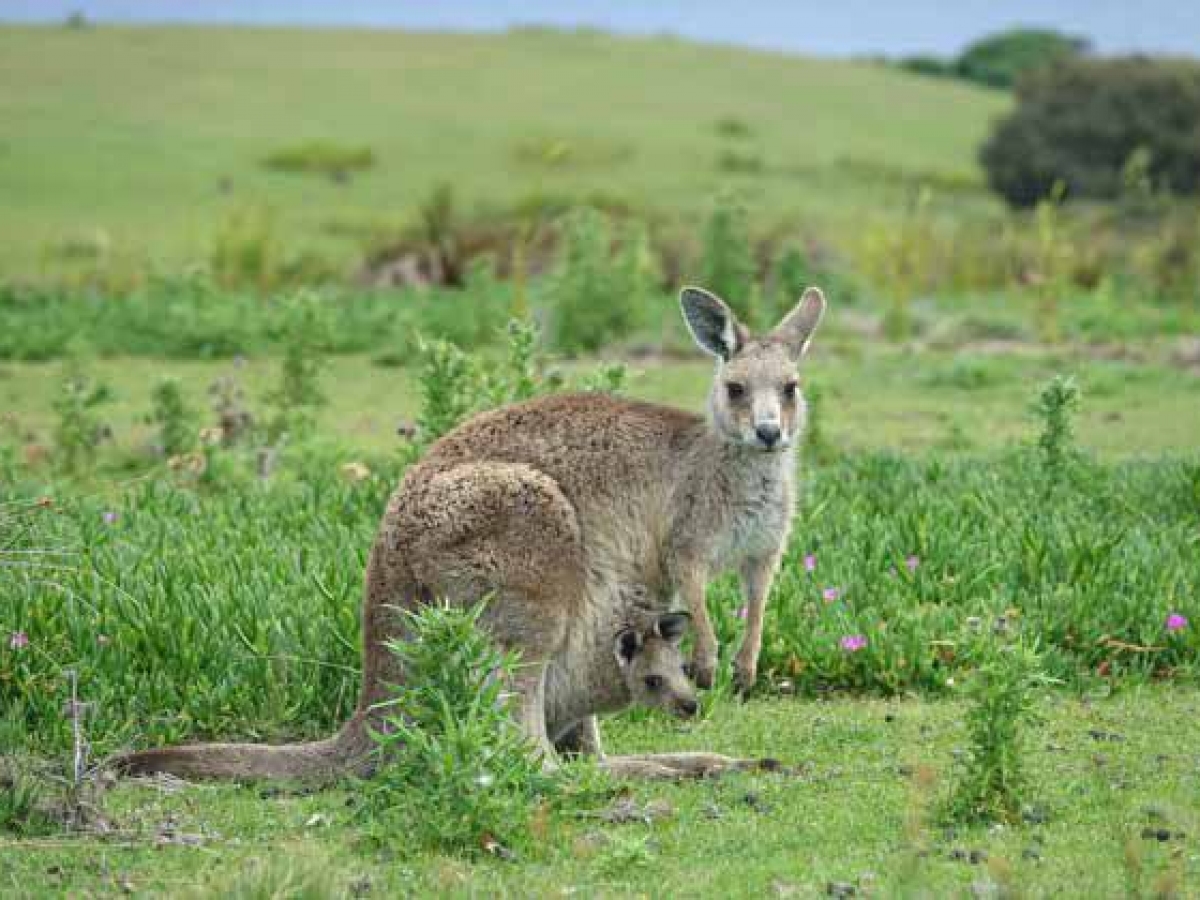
644, 675, 664, 691
782, 382, 798, 400
726, 382, 746, 401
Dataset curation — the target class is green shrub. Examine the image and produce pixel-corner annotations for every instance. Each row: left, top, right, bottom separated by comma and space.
211, 205, 279, 290
264, 292, 331, 443
982, 57, 1200, 206
944, 631, 1047, 825
358, 603, 555, 857
713, 116, 754, 138
261, 142, 375, 177
1033, 374, 1081, 486
715, 150, 766, 174
510, 135, 634, 170
147, 378, 196, 458
402, 317, 625, 461
545, 208, 656, 354
51, 356, 111, 475
954, 28, 1087, 88
698, 192, 756, 317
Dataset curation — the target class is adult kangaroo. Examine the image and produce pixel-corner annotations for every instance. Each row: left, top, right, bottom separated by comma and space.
116, 286, 825, 781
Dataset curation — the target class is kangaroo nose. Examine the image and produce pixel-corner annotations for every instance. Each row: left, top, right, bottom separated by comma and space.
679, 698, 699, 717
755, 423, 781, 448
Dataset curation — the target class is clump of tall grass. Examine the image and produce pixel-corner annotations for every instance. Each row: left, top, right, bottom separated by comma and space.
543, 208, 658, 354
697, 192, 756, 318
358, 603, 557, 858
401, 317, 626, 462
147, 378, 197, 459
262, 141, 375, 178
943, 622, 1049, 825
51, 355, 112, 475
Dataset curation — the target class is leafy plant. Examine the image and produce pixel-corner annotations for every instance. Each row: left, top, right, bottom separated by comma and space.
211, 205, 278, 290
1033, 374, 1081, 484
0, 766, 55, 837
264, 292, 330, 442
51, 355, 111, 474
402, 316, 629, 463
944, 631, 1048, 825
358, 603, 556, 857
698, 192, 756, 318
545, 208, 655, 353
262, 141, 375, 178
147, 378, 196, 458
981, 56, 1200, 206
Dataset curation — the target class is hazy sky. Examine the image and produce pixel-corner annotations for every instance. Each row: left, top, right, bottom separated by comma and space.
3, 0, 1199, 58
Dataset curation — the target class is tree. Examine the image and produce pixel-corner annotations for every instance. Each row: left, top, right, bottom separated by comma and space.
980, 56, 1200, 207
955, 29, 1088, 89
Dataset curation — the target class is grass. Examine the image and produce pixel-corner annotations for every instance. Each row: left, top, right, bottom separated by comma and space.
2, 328, 1198, 894
0, 24, 1006, 278
4, 344, 1200, 463
2, 689, 1198, 896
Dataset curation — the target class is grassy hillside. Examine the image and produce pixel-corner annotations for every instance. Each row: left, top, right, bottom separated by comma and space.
0, 24, 1007, 278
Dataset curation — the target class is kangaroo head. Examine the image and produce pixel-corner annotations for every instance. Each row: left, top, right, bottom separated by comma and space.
613, 612, 699, 719
681, 285, 826, 452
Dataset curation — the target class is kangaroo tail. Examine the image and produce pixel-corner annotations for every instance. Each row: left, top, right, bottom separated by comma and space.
111, 715, 377, 782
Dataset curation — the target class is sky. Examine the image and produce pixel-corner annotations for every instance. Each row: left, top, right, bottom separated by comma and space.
2, 0, 1199, 58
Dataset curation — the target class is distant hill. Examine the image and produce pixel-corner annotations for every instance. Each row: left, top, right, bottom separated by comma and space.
0, 25, 1008, 277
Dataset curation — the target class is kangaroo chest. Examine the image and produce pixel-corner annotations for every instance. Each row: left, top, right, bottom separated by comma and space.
711, 467, 793, 570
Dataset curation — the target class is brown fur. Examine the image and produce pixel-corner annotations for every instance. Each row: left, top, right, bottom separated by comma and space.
113, 286, 826, 781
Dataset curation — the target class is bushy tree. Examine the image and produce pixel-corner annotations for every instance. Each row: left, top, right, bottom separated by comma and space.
981, 56, 1200, 207
955, 29, 1087, 88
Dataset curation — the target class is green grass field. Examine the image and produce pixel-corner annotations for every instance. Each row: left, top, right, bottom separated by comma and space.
0, 24, 1006, 278
4, 341, 1200, 463
4, 690, 1199, 897
3, 20, 1199, 899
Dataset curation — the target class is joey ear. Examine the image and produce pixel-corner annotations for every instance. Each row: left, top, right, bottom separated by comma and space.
654, 612, 691, 644
614, 628, 643, 667
680, 286, 746, 360
773, 287, 826, 359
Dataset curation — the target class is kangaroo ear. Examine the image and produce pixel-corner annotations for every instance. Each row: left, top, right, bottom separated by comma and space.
773, 287, 826, 359
655, 612, 691, 644
614, 628, 643, 667
680, 286, 746, 360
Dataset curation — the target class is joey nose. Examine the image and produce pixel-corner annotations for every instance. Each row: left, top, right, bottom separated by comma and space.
755, 423, 781, 448
678, 698, 700, 718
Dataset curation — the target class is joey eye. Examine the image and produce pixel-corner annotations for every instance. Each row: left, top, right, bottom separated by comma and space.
725, 382, 746, 401
782, 382, 798, 401
644, 675, 664, 691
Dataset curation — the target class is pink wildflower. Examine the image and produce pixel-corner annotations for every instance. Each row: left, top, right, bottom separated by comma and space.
735, 606, 748, 620
803, 554, 817, 572
905, 555, 920, 573
102, 511, 117, 525
1166, 613, 1188, 632
8, 631, 29, 651
840, 634, 867, 653
822, 587, 841, 603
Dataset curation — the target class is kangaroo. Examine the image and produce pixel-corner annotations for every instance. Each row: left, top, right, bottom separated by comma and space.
115, 285, 825, 781
116, 608, 728, 780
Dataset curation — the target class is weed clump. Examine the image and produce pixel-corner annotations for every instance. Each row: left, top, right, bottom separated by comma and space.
545, 208, 657, 354
147, 378, 196, 458
1033, 373, 1081, 484
51, 355, 111, 475
698, 192, 756, 319
264, 292, 331, 443
358, 603, 556, 858
401, 317, 626, 462
262, 142, 375, 178
945, 630, 1047, 825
